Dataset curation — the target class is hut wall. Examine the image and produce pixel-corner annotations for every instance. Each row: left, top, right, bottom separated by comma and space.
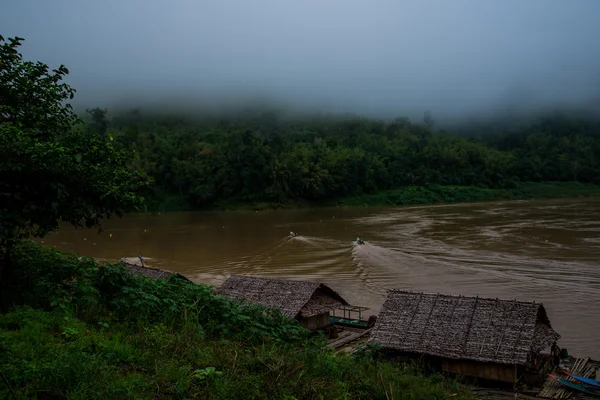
442, 359, 516, 383
299, 289, 344, 318
299, 313, 331, 331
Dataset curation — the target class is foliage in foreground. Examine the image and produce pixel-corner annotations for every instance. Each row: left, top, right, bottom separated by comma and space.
0, 242, 470, 399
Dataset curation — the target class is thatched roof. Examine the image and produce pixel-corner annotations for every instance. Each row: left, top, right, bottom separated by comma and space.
120, 258, 192, 283
370, 290, 560, 365
217, 275, 349, 318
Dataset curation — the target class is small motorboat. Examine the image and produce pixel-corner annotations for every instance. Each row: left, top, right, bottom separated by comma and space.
290, 231, 299, 238
564, 372, 600, 388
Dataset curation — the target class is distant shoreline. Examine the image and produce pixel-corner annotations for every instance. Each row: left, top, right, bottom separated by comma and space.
144, 181, 600, 212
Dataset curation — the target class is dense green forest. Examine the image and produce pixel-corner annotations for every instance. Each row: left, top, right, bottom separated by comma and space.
85, 107, 600, 210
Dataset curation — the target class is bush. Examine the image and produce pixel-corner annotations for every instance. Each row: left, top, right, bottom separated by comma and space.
3, 241, 309, 345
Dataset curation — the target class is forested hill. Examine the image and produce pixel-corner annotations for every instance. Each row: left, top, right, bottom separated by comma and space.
89, 108, 600, 210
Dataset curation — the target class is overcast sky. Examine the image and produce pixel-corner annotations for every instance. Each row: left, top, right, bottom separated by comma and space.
3, 0, 600, 120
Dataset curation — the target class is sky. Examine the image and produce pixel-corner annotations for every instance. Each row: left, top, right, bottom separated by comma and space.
3, 0, 600, 121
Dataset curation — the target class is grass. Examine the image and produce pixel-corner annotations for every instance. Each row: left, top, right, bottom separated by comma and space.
0, 241, 472, 399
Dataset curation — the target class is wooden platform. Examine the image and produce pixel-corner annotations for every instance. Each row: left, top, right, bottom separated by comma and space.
327, 327, 372, 350
471, 388, 540, 399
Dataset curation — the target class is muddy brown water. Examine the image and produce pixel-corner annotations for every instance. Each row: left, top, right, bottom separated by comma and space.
40, 198, 600, 359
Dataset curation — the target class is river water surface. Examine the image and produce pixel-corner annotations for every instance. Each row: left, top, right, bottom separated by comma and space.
41, 198, 600, 359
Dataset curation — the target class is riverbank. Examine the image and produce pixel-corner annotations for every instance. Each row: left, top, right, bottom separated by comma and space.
147, 182, 600, 212
0, 242, 470, 399
336, 182, 600, 208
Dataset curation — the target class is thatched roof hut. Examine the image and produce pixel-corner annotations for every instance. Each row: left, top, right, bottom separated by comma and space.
217, 275, 349, 330
120, 257, 192, 283
371, 290, 560, 369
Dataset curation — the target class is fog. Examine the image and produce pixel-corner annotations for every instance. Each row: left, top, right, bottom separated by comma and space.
3, 0, 600, 122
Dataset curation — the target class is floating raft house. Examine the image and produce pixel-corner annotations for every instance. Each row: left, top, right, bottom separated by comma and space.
370, 290, 561, 385
217, 274, 350, 331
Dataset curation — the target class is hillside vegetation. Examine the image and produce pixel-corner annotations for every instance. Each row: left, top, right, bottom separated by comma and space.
87, 108, 600, 210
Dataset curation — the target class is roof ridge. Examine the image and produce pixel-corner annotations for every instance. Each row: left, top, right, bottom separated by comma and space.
218, 275, 346, 319
230, 274, 320, 286
387, 289, 542, 305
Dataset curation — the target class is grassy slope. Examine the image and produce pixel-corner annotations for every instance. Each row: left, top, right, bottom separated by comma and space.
0, 242, 471, 400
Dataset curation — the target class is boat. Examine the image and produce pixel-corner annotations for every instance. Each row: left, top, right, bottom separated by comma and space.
564, 372, 600, 388
290, 231, 299, 238
331, 316, 369, 329
548, 375, 600, 397
356, 238, 365, 245
330, 305, 374, 330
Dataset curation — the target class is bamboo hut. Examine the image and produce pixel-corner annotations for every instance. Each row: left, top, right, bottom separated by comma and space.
120, 257, 192, 283
370, 290, 561, 386
217, 275, 349, 331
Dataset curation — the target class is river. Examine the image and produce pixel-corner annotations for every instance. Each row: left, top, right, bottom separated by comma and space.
41, 198, 600, 359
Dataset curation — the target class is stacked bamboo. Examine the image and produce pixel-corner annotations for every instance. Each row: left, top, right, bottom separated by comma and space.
538, 357, 598, 399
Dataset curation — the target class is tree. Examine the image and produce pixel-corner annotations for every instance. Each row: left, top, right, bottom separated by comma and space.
423, 110, 435, 129
86, 107, 108, 136
0, 36, 147, 283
